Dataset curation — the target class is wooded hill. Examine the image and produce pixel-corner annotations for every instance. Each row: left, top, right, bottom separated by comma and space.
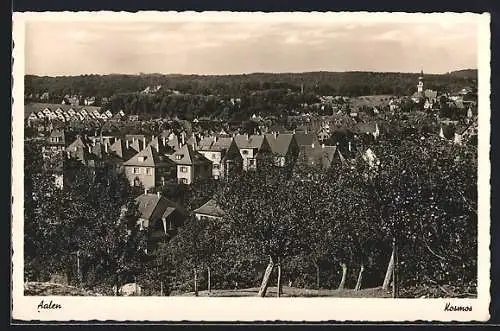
25, 70, 477, 102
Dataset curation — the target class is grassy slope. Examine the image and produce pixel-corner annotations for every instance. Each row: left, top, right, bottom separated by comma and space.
176, 286, 392, 298
24, 282, 102, 296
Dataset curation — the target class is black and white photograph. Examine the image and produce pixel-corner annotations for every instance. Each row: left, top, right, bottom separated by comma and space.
12, 11, 490, 322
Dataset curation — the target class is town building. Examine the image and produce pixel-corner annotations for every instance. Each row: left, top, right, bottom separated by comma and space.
123, 144, 177, 190
135, 191, 187, 253
233, 134, 272, 171
197, 136, 241, 179
264, 132, 300, 167
193, 199, 226, 220
168, 143, 213, 185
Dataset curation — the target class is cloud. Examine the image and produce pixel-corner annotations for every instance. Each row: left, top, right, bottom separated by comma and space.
24, 17, 479, 76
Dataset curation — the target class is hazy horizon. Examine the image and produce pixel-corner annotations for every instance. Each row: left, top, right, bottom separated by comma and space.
25, 17, 479, 76
24, 68, 478, 78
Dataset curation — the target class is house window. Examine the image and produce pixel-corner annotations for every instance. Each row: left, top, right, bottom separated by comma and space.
212, 153, 216, 159
176, 155, 182, 160
133, 167, 140, 174
180, 178, 188, 184
138, 156, 145, 162
146, 168, 152, 175
242, 150, 249, 155
249, 159, 256, 166
179, 166, 188, 173
213, 164, 220, 170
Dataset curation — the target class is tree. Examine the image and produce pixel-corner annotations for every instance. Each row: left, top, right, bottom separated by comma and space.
217, 157, 314, 297
365, 134, 477, 294
24, 152, 149, 293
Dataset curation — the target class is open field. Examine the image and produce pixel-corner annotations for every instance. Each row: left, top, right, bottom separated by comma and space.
348, 95, 395, 108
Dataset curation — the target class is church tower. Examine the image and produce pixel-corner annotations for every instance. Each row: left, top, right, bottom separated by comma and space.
417, 69, 424, 93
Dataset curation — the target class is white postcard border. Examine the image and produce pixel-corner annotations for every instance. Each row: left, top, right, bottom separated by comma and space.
11, 11, 491, 322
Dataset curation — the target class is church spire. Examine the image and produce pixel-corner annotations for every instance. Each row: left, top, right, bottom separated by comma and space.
417, 69, 424, 93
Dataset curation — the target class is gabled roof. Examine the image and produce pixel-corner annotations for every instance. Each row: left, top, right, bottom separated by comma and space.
148, 137, 176, 155
87, 142, 107, 160
166, 135, 180, 150
109, 138, 139, 160
299, 144, 339, 169
294, 131, 319, 147
123, 145, 174, 167
169, 144, 211, 166
25, 102, 101, 120
233, 134, 265, 149
193, 199, 225, 218
264, 133, 295, 156
135, 193, 186, 223
197, 136, 233, 152
66, 136, 88, 152
186, 134, 199, 149
129, 139, 146, 152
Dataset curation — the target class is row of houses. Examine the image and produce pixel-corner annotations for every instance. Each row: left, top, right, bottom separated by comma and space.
26, 103, 125, 127
45, 124, 368, 190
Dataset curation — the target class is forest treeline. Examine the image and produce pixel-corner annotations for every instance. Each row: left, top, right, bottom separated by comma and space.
25, 70, 477, 103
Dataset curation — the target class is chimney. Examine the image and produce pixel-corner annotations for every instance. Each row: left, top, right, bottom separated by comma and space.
132, 137, 136, 144
88, 145, 91, 153
104, 143, 108, 153
126, 140, 129, 149
155, 142, 159, 153
348, 141, 352, 152
162, 136, 166, 146
144, 188, 148, 195
214, 135, 218, 143
157, 191, 161, 198
181, 134, 185, 145
143, 137, 146, 149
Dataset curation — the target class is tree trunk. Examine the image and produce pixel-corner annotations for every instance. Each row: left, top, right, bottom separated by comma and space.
394, 240, 399, 298
76, 250, 81, 286
313, 261, 320, 290
114, 274, 119, 296
258, 256, 274, 297
207, 267, 211, 293
276, 262, 282, 298
382, 247, 395, 290
338, 263, 347, 290
354, 264, 365, 291
194, 268, 198, 297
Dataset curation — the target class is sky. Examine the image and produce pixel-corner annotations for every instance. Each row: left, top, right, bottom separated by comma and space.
24, 16, 480, 76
